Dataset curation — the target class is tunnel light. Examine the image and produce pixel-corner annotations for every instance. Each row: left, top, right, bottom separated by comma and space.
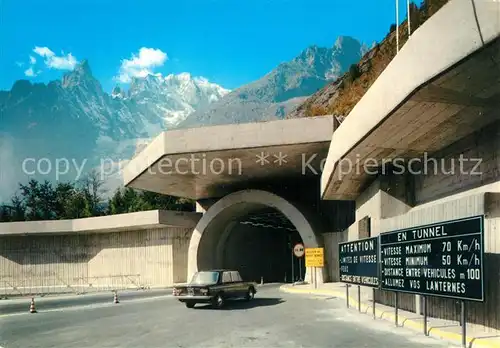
239, 220, 296, 231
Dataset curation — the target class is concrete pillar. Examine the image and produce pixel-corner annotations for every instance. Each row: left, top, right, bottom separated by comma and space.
196, 198, 219, 213
415, 295, 422, 315
195, 202, 206, 213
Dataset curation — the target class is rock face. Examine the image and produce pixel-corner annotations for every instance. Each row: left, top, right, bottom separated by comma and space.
177, 36, 365, 129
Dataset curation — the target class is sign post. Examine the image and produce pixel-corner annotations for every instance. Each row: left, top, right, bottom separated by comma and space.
395, 292, 399, 327
461, 301, 466, 347
372, 288, 376, 319
379, 216, 484, 347
357, 286, 361, 312
423, 295, 428, 335
305, 248, 324, 289
294, 243, 305, 282
346, 284, 350, 308
339, 237, 380, 313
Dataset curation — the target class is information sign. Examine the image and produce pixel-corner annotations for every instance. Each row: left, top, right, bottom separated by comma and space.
305, 248, 324, 267
380, 216, 484, 301
339, 237, 379, 287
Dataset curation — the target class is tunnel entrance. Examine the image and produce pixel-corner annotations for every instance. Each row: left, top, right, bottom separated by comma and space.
188, 190, 323, 285
221, 208, 305, 283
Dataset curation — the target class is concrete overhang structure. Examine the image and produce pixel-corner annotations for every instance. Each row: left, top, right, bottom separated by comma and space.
124, 116, 336, 199
321, 0, 500, 200
0, 210, 202, 236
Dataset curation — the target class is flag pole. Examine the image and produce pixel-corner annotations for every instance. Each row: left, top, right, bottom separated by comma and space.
396, 0, 400, 53
407, 0, 411, 36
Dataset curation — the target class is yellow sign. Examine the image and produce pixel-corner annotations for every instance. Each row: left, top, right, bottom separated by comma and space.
305, 248, 324, 267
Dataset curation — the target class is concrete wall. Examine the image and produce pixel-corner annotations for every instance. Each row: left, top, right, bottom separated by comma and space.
323, 231, 348, 282
343, 121, 500, 331
0, 227, 193, 296
415, 122, 500, 204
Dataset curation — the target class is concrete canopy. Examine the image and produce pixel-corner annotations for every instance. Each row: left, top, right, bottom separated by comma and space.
123, 117, 335, 200
321, 0, 500, 200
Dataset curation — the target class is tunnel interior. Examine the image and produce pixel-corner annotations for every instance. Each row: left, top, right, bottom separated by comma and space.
197, 203, 305, 283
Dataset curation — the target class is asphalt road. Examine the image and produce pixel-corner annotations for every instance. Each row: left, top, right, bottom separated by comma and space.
0, 286, 458, 348
0, 288, 173, 316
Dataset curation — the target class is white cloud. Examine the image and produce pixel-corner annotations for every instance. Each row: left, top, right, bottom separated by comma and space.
46, 53, 77, 70
24, 67, 36, 77
33, 46, 55, 57
115, 47, 168, 83
32, 46, 78, 70
29, 55, 36, 64
15, 61, 24, 67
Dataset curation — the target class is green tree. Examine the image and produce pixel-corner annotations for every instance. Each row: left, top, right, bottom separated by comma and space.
10, 195, 26, 221
108, 188, 126, 215
107, 187, 195, 214
2, 176, 194, 222
19, 179, 43, 220
79, 169, 106, 216
0, 205, 11, 222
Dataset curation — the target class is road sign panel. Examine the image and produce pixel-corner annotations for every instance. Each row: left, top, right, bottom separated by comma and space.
305, 248, 324, 267
293, 243, 304, 257
380, 215, 484, 301
338, 236, 379, 287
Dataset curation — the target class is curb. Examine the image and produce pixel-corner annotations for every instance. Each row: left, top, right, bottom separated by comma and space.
280, 285, 499, 348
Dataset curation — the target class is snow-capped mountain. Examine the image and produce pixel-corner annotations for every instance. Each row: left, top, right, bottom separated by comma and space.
118, 72, 229, 127
178, 36, 366, 128
0, 62, 229, 201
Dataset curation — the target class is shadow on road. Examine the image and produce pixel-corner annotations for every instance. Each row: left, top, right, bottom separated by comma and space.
196, 297, 285, 310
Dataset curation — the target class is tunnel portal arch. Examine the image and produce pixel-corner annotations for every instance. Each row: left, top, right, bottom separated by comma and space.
187, 189, 324, 284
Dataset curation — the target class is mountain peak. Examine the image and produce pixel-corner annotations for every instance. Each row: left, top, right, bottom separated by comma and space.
111, 85, 127, 99
334, 36, 362, 51
297, 45, 320, 57
74, 59, 92, 76
61, 59, 99, 89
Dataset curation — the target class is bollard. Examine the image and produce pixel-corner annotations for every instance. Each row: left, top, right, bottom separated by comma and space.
260, 277, 263, 285
113, 291, 120, 304
29, 297, 37, 313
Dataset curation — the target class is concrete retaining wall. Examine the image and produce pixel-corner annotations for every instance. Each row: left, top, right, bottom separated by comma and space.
0, 227, 192, 296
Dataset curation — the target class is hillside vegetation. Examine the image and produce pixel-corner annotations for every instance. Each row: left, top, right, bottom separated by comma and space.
288, 0, 449, 119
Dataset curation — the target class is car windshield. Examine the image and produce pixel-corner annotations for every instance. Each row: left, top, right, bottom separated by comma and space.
190, 271, 219, 285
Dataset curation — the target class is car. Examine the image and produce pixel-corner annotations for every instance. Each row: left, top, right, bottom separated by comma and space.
172, 269, 257, 309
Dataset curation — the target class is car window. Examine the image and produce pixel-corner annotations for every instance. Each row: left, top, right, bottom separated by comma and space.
230, 271, 242, 282
190, 271, 219, 285
222, 272, 232, 283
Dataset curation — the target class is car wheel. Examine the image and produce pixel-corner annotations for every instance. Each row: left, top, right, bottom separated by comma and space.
245, 287, 255, 301
212, 293, 224, 309
185, 301, 195, 308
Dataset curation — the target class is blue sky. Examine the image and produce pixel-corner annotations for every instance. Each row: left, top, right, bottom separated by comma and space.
1, 0, 422, 92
